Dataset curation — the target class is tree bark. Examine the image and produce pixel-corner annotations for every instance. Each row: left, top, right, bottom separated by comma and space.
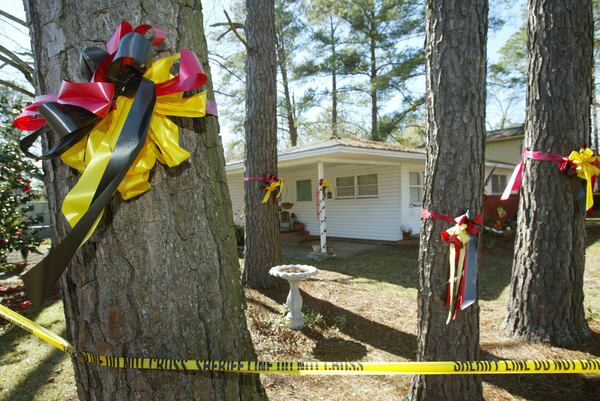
503, 0, 592, 346
24, 1, 267, 400
242, 0, 281, 289
276, 30, 298, 147
370, 35, 378, 141
407, 1, 487, 400
330, 16, 338, 138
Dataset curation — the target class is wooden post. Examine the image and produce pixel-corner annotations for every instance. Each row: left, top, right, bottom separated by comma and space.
317, 161, 327, 254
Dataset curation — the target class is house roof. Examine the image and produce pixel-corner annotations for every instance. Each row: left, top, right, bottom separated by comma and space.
486, 125, 524, 142
278, 137, 425, 156
226, 136, 515, 173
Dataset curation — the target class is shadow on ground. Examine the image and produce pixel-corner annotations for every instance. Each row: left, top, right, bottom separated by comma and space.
283, 234, 516, 302
257, 285, 600, 401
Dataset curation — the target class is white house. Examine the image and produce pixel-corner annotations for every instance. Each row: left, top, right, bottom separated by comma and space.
225, 137, 515, 242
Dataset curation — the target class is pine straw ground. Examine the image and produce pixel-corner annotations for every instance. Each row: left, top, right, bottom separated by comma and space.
1, 225, 600, 401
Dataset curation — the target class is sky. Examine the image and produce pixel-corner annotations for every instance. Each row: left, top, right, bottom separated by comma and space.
0, 0, 527, 146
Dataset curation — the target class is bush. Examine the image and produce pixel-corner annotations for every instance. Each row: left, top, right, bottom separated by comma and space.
0, 89, 43, 265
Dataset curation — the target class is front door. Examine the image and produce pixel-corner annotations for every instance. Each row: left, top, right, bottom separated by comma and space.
406, 170, 425, 233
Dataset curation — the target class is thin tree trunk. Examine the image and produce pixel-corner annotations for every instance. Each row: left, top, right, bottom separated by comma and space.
407, 1, 488, 400
24, 1, 267, 400
276, 31, 298, 147
370, 35, 378, 141
503, 0, 592, 346
243, 0, 281, 289
330, 16, 338, 138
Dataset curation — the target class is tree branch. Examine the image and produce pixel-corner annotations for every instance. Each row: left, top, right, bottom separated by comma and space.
0, 54, 33, 83
210, 10, 249, 50
0, 79, 34, 97
0, 10, 28, 28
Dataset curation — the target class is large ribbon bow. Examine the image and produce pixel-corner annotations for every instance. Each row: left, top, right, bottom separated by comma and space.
13, 22, 215, 306
262, 174, 284, 204
502, 148, 600, 214
319, 178, 331, 195
422, 209, 482, 324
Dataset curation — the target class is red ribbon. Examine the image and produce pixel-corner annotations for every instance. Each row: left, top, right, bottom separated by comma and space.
421, 209, 482, 236
14, 22, 216, 133
422, 209, 482, 322
501, 150, 600, 200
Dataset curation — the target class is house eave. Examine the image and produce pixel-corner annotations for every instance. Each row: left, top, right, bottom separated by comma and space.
225, 143, 517, 174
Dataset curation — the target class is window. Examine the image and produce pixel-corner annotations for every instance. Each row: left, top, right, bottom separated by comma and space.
409, 172, 424, 206
491, 174, 507, 194
296, 179, 312, 201
336, 176, 355, 198
357, 174, 378, 197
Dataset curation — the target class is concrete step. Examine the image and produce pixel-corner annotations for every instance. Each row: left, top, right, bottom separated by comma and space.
280, 230, 311, 244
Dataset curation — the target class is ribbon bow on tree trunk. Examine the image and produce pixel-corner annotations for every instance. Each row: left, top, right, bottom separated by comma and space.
422, 209, 482, 323
262, 175, 285, 204
13, 22, 216, 306
502, 148, 600, 214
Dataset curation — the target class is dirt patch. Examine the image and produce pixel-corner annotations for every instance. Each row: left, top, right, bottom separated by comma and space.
245, 234, 600, 401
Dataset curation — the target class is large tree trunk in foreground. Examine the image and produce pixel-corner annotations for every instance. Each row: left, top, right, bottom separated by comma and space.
503, 0, 592, 346
25, 1, 267, 400
407, 1, 487, 400
243, 0, 281, 289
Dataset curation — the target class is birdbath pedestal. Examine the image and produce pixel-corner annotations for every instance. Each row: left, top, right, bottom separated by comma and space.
269, 264, 318, 330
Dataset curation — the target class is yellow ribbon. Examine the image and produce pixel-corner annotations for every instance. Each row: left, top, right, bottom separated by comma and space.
444, 223, 470, 324
261, 179, 284, 204
59, 52, 207, 234
320, 179, 331, 192
567, 147, 600, 211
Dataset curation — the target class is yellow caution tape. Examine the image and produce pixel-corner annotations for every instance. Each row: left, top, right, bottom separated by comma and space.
0, 304, 74, 354
2, 304, 600, 375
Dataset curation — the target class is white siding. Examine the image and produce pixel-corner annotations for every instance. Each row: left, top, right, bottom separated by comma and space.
228, 175, 245, 225
226, 163, 516, 241
228, 163, 405, 241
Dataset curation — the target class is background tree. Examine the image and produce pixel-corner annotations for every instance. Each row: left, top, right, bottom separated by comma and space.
407, 0, 488, 400
0, 11, 34, 97
23, 1, 267, 400
503, 0, 593, 346
340, 0, 425, 141
242, 0, 281, 289
295, 0, 349, 138
0, 88, 41, 265
275, 0, 304, 146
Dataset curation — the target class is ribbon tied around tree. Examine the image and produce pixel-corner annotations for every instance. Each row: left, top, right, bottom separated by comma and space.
501, 148, 600, 214
12, 21, 216, 306
244, 174, 284, 204
421, 209, 482, 324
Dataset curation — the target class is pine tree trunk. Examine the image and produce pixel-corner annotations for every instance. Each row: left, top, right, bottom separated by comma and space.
24, 2, 267, 400
407, 1, 487, 400
370, 36, 378, 141
276, 32, 298, 147
503, 0, 592, 346
242, 0, 281, 289
330, 17, 338, 138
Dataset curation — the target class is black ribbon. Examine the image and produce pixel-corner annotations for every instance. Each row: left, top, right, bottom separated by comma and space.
22, 32, 158, 306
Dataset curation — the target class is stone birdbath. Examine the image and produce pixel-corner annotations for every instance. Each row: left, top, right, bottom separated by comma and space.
269, 264, 318, 330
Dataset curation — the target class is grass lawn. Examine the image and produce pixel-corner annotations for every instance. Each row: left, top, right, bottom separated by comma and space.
1, 226, 600, 400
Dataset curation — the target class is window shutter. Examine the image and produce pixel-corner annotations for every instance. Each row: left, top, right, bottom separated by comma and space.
296, 180, 312, 201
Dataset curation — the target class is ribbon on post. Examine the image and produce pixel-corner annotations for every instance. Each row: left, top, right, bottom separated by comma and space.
319, 178, 331, 196
501, 148, 600, 214
421, 209, 482, 324
13, 22, 215, 306
245, 174, 284, 204
316, 178, 331, 219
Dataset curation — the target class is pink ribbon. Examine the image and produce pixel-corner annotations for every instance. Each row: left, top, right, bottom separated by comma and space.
501, 151, 567, 200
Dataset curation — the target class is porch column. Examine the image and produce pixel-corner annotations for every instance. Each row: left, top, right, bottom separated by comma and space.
317, 161, 327, 254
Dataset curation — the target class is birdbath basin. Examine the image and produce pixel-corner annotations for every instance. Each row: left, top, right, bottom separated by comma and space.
269, 264, 318, 330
